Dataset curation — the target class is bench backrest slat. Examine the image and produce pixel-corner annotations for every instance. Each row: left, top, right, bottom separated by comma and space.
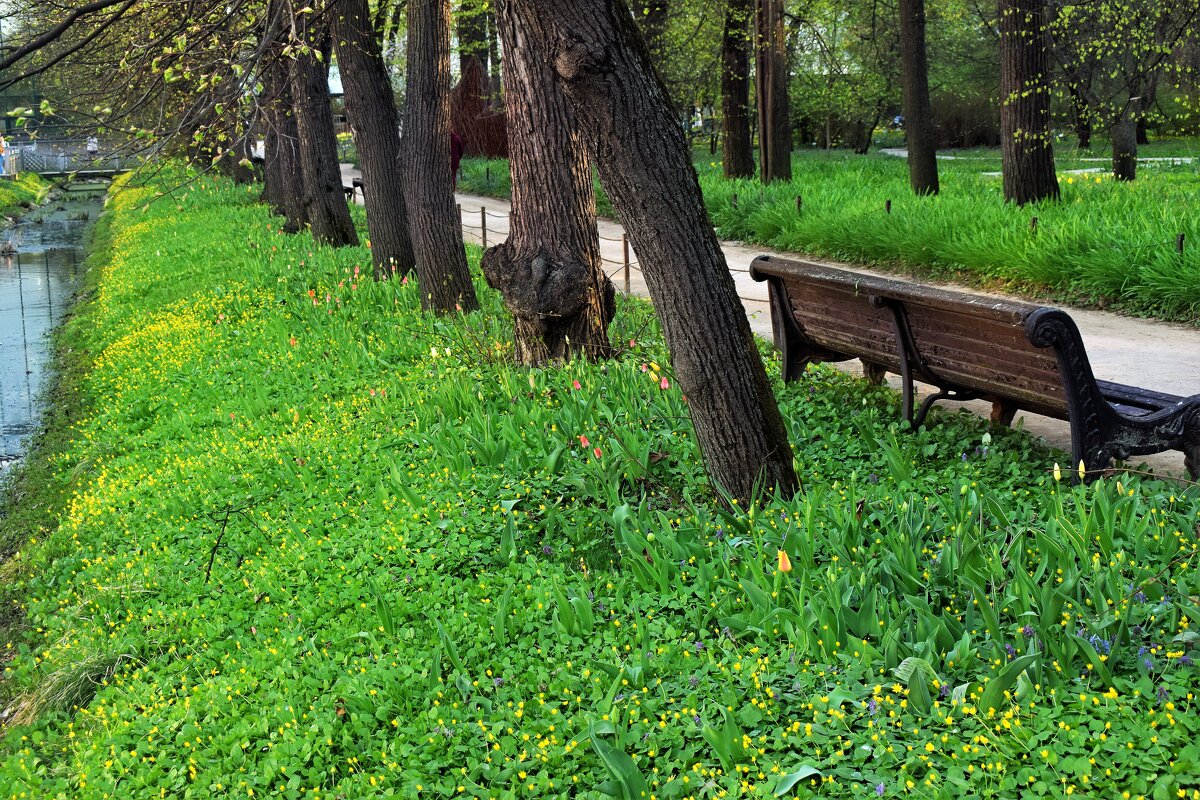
755, 256, 1072, 417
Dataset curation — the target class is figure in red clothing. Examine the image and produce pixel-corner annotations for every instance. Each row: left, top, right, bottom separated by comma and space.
450, 130, 465, 190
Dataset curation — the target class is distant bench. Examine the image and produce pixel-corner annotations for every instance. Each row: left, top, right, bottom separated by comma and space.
749, 255, 1200, 479
344, 178, 364, 202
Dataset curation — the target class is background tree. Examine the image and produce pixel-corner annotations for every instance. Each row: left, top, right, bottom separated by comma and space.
403, 0, 480, 313
480, 0, 614, 365
898, 0, 939, 194
506, 0, 799, 503
999, 0, 1059, 204
756, 0, 791, 181
332, 0, 416, 278
289, 2, 359, 246
720, 0, 755, 178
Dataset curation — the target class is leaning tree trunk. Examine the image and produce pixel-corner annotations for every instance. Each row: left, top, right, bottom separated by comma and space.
898, 0, 939, 195
481, 0, 614, 364
290, 6, 359, 246
507, 0, 799, 503
333, 0, 417, 279
755, 0, 791, 183
721, 0, 755, 179
404, 0, 480, 313
999, 0, 1059, 205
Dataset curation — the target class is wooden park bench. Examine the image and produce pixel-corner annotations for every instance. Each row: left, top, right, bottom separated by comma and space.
749, 255, 1200, 479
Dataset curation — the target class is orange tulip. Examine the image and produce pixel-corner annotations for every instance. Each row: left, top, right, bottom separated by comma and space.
777, 550, 792, 574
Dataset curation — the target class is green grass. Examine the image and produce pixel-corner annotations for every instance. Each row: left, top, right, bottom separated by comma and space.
459, 141, 1200, 324
0, 173, 52, 215
2, 169, 1199, 798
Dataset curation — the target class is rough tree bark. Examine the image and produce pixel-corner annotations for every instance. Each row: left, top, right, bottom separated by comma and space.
1111, 111, 1138, 181
507, 0, 799, 503
755, 0, 791, 183
720, 0, 755, 179
898, 0, 939, 195
999, 0, 1059, 205
289, 4, 359, 246
481, 0, 614, 365
261, 5, 307, 232
404, 0, 480, 313
332, 0, 416, 279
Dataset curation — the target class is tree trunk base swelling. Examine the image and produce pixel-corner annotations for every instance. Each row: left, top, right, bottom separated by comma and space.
481, 243, 614, 365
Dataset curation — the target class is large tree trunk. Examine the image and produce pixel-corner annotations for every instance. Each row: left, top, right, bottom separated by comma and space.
720, 0, 755, 179
1111, 112, 1138, 181
755, 0, 791, 183
481, 0, 614, 365
404, 0, 480, 313
999, 0, 1059, 205
898, 0, 939, 195
332, 0, 416, 279
290, 6, 359, 246
507, 0, 799, 503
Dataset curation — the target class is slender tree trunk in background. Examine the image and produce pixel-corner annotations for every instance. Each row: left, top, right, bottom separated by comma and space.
487, 11, 503, 98
720, 0, 755, 178
1068, 83, 1092, 149
507, 0, 799, 503
404, 0, 480, 313
755, 0, 791, 182
261, 6, 306, 232
999, 0, 1059, 205
1111, 112, 1138, 181
290, 7, 359, 246
333, 0, 417, 279
633, 0, 670, 61
898, 0, 939, 195
458, 0, 489, 77
481, 0, 614, 365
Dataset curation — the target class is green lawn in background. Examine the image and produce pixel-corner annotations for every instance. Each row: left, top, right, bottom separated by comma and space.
459, 138, 1200, 324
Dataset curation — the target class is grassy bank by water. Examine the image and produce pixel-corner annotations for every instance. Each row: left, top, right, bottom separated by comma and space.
459, 143, 1200, 324
2, 170, 1199, 798
0, 174, 52, 215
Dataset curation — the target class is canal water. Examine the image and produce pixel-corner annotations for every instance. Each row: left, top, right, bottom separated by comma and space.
0, 186, 104, 475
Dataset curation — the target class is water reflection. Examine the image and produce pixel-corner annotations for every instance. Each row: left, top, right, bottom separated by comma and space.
1, 195, 100, 471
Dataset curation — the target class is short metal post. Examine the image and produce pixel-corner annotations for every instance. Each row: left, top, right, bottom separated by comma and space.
456, 203, 462, 226
885, 199, 892, 214
1030, 216, 1038, 233
622, 234, 631, 295
795, 194, 803, 213
1177, 233, 1185, 254
731, 193, 738, 210
481, 206, 488, 248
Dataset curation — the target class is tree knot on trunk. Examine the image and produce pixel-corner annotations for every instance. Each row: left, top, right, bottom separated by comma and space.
554, 37, 608, 83
481, 243, 592, 320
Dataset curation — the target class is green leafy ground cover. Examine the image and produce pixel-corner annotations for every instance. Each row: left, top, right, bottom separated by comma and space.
458, 141, 1200, 324
2, 172, 1200, 799
0, 173, 52, 215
